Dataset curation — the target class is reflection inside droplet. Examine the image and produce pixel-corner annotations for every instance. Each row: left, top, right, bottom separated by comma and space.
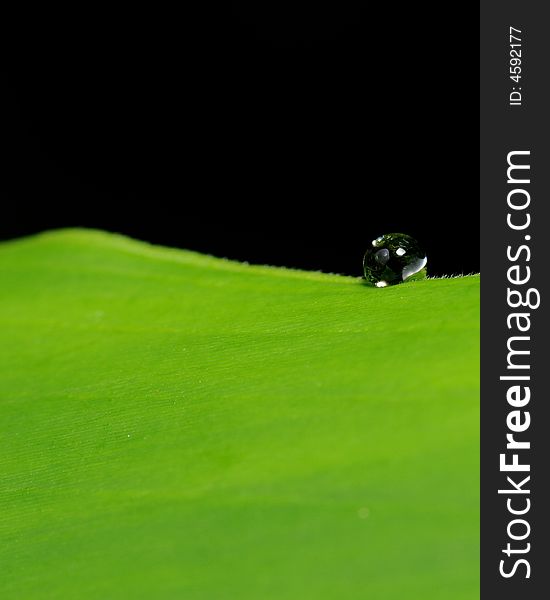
374, 248, 390, 265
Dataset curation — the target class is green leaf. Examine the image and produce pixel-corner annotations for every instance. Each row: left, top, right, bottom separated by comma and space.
0, 229, 479, 599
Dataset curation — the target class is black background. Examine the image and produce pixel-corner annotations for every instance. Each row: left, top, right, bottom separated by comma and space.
4, 3, 478, 277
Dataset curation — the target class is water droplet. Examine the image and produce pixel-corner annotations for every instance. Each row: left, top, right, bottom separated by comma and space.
363, 233, 427, 286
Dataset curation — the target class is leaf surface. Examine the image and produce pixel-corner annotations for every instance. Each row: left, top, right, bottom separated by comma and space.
0, 230, 480, 599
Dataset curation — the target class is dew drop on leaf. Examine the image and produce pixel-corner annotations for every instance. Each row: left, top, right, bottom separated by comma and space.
363, 233, 427, 287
